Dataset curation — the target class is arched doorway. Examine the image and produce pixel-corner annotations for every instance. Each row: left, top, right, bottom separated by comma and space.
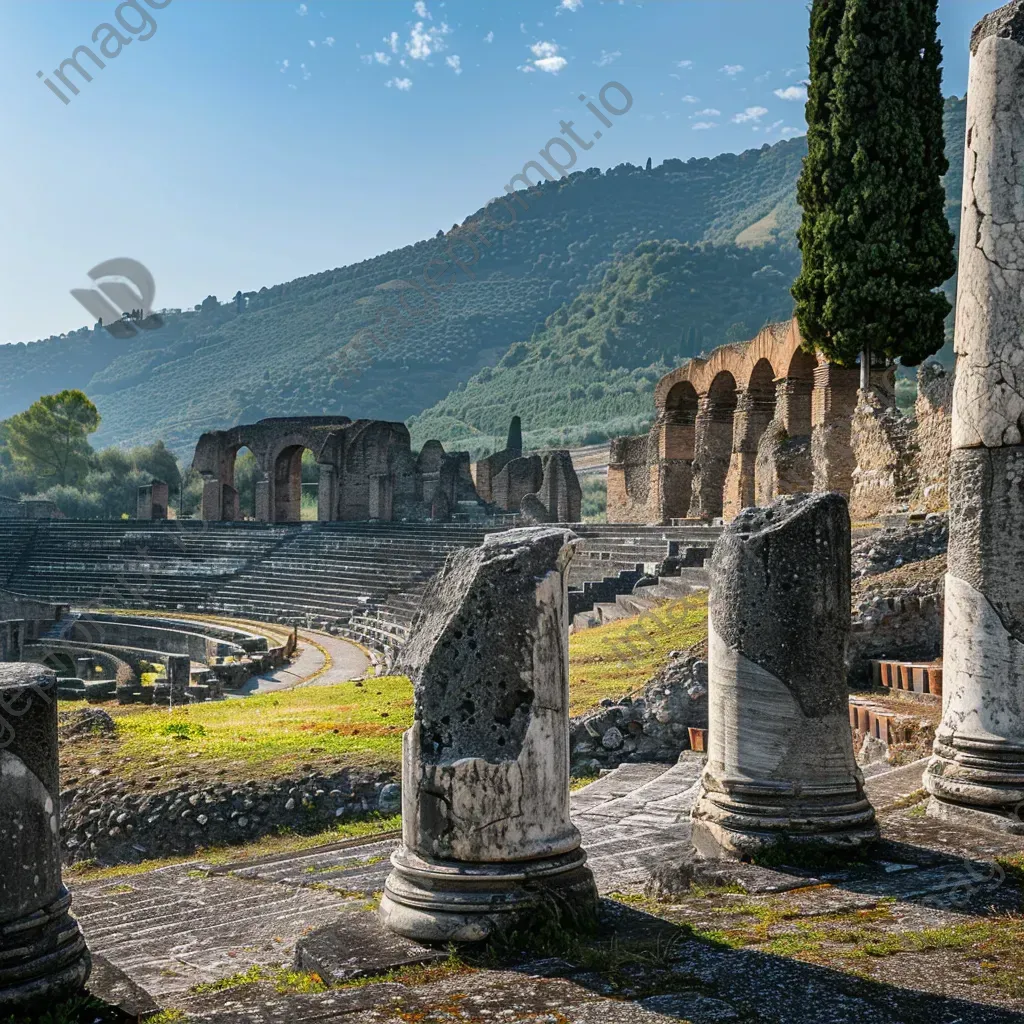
229, 446, 259, 521
689, 370, 737, 519
784, 348, 816, 438
731, 358, 778, 512
754, 348, 817, 501
661, 381, 699, 520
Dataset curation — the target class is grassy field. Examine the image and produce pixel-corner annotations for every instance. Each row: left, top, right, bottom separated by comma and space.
60, 597, 709, 788
568, 594, 708, 715
60, 676, 414, 788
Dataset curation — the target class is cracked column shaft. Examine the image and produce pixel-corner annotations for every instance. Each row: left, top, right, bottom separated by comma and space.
925, 0, 1024, 832
0, 665, 90, 1013
379, 527, 597, 942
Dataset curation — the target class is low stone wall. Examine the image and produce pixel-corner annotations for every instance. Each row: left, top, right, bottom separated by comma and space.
570, 650, 708, 771
60, 759, 400, 865
848, 575, 944, 688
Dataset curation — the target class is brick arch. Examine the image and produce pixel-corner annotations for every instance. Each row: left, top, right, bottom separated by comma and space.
192, 418, 353, 522
654, 321, 804, 413
688, 370, 738, 519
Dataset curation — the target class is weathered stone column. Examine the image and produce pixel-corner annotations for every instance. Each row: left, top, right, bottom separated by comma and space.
691, 493, 878, 857
0, 665, 90, 1012
200, 478, 222, 521
380, 527, 596, 942
926, 1, 1024, 832
688, 394, 734, 519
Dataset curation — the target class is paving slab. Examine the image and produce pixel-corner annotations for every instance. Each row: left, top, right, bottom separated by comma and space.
294, 915, 447, 984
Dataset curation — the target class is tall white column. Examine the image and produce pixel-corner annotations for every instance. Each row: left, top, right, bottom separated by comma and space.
926, 1, 1024, 832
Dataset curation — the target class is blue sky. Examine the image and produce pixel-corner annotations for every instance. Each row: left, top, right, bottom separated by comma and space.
0, 0, 993, 344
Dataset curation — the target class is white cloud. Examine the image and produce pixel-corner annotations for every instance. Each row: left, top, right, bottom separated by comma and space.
595, 49, 620, 66
386, 31, 400, 53
676, 59, 693, 68
308, 40, 316, 48
301, 62, 311, 80
681, 94, 699, 104
324, 37, 335, 47
784, 67, 804, 77
720, 64, 744, 76
446, 54, 462, 74
374, 51, 391, 64
484, 30, 494, 43
407, 19, 451, 60
360, 54, 374, 64
695, 107, 720, 116
774, 85, 807, 101
414, 1, 430, 19
387, 77, 413, 90
692, 121, 716, 130
732, 105, 768, 123
768, 119, 784, 131
560, 0, 583, 9
535, 56, 568, 73
296, 3, 307, 14
279, 59, 289, 72
521, 40, 567, 73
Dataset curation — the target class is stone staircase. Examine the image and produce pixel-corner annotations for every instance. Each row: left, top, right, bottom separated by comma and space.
1, 519, 723, 663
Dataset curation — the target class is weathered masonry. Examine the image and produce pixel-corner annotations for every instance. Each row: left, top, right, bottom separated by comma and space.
608, 321, 897, 523
193, 417, 479, 523
193, 416, 582, 524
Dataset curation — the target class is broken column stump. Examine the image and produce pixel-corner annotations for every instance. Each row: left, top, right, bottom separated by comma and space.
690, 493, 878, 858
0, 664, 90, 1012
926, 0, 1024, 832
380, 527, 597, 942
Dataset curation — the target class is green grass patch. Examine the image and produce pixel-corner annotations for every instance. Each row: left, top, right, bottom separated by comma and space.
189, 964, 328, 996
81, 676, 413, 778
567, 595, 707, 716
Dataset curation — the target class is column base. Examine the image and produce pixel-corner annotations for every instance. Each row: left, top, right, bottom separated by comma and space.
926, 795, 1024, 835
379, 846, 597, 944
0, 888, 91, 1013
925, 733, 1024, 826
690, 778, 879, 860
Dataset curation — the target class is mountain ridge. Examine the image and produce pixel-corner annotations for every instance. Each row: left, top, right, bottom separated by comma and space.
2, 96, 966, 454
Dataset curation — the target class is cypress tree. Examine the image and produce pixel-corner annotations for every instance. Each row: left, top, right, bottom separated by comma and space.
792, 0, 846, 357
793, 0, 955, 371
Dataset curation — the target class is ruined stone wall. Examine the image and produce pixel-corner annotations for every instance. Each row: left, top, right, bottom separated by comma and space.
810, 363, 860, 496
849, 391, 919, 520
606, 433, 657, 524
755, 421, 813, 506
492, 455, 543, 513
913, 362, 953, 512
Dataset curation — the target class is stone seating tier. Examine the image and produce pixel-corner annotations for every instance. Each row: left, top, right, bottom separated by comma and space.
2, 520, 724, 651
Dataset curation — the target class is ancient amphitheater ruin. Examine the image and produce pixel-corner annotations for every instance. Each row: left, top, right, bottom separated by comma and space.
5, 5, 1024, 1019
608, 319, 952, 524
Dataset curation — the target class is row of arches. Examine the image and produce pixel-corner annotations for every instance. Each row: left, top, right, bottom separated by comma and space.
608, 321, 876, 524
192, 417, 480, 524
656, 347, 817, 520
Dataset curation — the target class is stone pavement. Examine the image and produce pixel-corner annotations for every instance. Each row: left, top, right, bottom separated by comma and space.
73, 755, 1024, 1023
236, 629, 370, 695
